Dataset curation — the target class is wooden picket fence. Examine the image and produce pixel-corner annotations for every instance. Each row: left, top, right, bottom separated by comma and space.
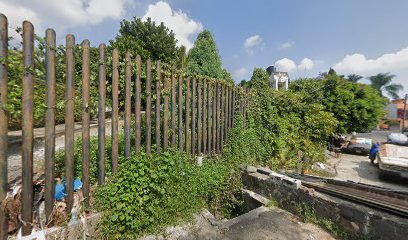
0, 14, 249, 237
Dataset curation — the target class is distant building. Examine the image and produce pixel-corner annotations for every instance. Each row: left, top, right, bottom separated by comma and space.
266, 66, 289, 90
384, 98, 408, 129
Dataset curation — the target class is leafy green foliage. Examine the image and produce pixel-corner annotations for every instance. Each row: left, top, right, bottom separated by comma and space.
186, 30, 233, 84
239, 68, 338, 170
6, 31, 103, 129
110, 17, 178, 63
290, 74, 386, 133
94, 148, 242, 239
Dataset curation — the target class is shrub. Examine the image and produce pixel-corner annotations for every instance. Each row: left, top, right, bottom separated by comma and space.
93, 149, 242, 239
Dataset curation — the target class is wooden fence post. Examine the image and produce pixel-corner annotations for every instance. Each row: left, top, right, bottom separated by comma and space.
64, 33, 75, 215
135, 55, 141, 153
44, 28, 56, 223
225, 85, 229, 144
185, 77, 191, 155
178, 75, 183, 151
212, 84, 216, 154
232, 88, 235, 128
155, 61, 161, 153
197, 79, 202, 155
228, 86, 232, 129
0, 14, 8, 239
97, 44, 106, 185
124, 52, 132, 158
146, 60, 152, 156
171, 75, 176, 148
192, 78, 197, 156
216, 82, 221, 153
81, 39, 91, 207
202, 79, 207, 156
22, 20, 35, 236
207, 83, 212, 157
220, 84, 224, 151
163, 75, 169, 151
111, 49, 119, 173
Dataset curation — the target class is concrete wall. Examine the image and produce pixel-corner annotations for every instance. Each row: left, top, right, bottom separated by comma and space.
242, 171, 408, 240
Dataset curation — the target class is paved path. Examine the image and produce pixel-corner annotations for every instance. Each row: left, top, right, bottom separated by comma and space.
6, 119, 122, 186
327, 153, 408, 191
326, 131, 408, 191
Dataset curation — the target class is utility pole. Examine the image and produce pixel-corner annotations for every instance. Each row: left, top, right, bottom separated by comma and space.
403, 94, 408, 133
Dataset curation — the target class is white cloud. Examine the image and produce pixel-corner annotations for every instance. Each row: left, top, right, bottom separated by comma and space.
244, 35, 263, 54
233, 67, 248, 80
334, 48, 408, 74
280, 41, 294, 49
142, 1, 203, 50
298, 58, 314, 70
333, 47, 408, 97
275, 58, 297, 72
0, 0, 130, 35
275, 58, 315, 76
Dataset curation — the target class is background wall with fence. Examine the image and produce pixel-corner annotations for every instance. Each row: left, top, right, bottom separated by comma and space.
0, 14, 249, 238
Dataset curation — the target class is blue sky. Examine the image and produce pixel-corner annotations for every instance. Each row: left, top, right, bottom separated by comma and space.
1, 0, 408, 96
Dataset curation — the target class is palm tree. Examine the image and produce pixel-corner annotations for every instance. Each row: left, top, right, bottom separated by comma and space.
347, 74, 363, 82
368, 72, 403, 99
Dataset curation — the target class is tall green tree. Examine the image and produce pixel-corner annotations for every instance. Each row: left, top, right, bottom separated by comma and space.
368, 72, 403, 99
110, 17, 178, 63
186, 30, 233, 83
290, 75, 386, 133
347, 74, 363, 82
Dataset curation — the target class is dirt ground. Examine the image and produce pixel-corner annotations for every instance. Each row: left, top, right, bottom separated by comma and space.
141, 207, 335, 240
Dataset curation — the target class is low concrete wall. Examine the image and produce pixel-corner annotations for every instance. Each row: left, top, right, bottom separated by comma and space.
242, 170, 408, 240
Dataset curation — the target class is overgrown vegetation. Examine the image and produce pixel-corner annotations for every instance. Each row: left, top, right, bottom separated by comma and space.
242, 68, 338, 170
55, 129, 246, 239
